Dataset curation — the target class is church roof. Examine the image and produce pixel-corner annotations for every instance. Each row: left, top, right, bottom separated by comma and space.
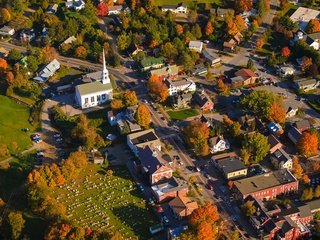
76, 81, 112, 96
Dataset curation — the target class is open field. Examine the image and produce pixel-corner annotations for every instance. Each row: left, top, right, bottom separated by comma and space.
0, 95, 35, 155
167, 108, 199, 120
53, 164, 157, 239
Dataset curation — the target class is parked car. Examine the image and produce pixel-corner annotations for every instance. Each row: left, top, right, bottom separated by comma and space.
162, 215, 170, 226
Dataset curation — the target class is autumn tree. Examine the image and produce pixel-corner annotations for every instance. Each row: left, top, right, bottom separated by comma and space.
148, 75, 169, 102
243, 132, 270, 163
256, 37, 264, 50
226, 18, 239, 36
196, 221, 216, 240
269, 101, 286, 124
240, 148, 251, 165
97, 2, 108, 16
75, 46, 87, 59
134, 104, 151, 129
301, 57, 313, 72
235, 0, 253, 12
123, 90, 138, 107
205, 21, 213, 36
292, 156, 304, 179
0, 8, 11, 24
184, 121, 210, 156
0, 57, 8, 70
7, 211, 25, 240
281, 46, 291, 58
189, 203, 219, 228
216, 77, 229, 94
175, 24, 184, 35
306, 19, 320, 34
298, 131, 318, 157
279, 0, 289, 10
223, 115, 241, 137
302, 174, 310, 185
41, 46, 58, 64
241, 201, 256, 216
301, 188, 314, 200
160, 42, 178, 61
110, 99, 124, 110
314, 185, 320, 198
235, 15, 246, 32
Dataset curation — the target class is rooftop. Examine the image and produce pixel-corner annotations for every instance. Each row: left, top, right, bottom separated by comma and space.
293, 78, 318, 87
166, 78, 195, 87
128, 129, 159, 145
189, 40, 203, 49
233, 169, 297, 195
76, 81, 112, 96
168, 196, 198, 214
294, 119, 310, 130
235, 68, 256, 79
151, 177, 188, 197
140, 57, 165, 68
150, 65, 179, 76
216, 157, 246, 175
268, 134, 282, 149
290, 7, 320, 30
271, 148, 292, 164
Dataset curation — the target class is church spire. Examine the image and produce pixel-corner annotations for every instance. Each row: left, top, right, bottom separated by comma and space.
101, 48, 110, 84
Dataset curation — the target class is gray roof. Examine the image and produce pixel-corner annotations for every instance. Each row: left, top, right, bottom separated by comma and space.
166, 78, 194, 87
138, 146, 170, 175
216, 157, 246, 175
76, 81, 112, 96
288, 127, 302, 142
234, 169, 297, 196
305, 198, 320, 212
271, 148, 292, 165
294, 119, 310, 130
293, 78, 318, 87
129, 129, 159, 145
268, 134, 281, 149
189, 40, 203, 49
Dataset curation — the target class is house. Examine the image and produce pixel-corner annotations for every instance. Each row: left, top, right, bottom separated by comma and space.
293, 31, 320, 50
214, 157, 247, 180
267, 122, 282, 134
188, 40, 203, 53
232, 169, 299, 201
212, 151, 238, 161
117, 118, 141, 134
20, 28, 35, 42
268, 134, 283, 154
294, 119, 310, 132
293, 78, 319, 91
286, 105, 298, 118
288, 127, 302, 144
290, 7, 320, 30
194, 90, 214, 111
209, 136, 230, 154
165, 78, 196, 96
149, 65, 179, 81
199, 115, 212, 128
233, 32, 243, 44
270, 148, 292, 170
161, 2, 187, 14
215, 7, 234, 19
108, 5, 123, 15
175, 93, 192, 109
248, 197, 312, 239
87, 150, 104, 164
0, 47, 9, 58
75, 50, 113, 109
60, 36, 77, 48
127, 129, 161, 156
223, 39, 237, 52
238, 114, 255, 131
47, 4, 58, 14
0, 25, 15, 36
138, 146, 173, 185
127, 43, 143, 57
140, 57, 165, 72
278, 66, 295, 77
231, 69, 257, 87
202, 49, 221, 66
66, 0, 85, 11
33, 59, 60, 83
192, 66, 207, 76
168, 196, 198, 220
151, 177, 188, 202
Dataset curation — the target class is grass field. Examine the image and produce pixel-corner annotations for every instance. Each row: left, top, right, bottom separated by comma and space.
0, 95, 34, 155
53, 165, 157, 239
167, 108, 199, 120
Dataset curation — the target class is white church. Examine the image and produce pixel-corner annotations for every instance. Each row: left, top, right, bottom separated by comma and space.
75, 50, 113, 109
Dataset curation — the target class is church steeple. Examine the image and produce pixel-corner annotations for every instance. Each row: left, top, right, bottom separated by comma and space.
101, 49, 110, 84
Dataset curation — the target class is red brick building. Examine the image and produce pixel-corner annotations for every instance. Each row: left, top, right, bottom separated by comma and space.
233, 169, 299, 201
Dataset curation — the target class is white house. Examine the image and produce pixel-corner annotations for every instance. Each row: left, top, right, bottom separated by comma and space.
293, 78, 319, 91
270, 148, 292, 170
209, 136, 230, 153
202, 49, 221, 66
20, 28, 35, 42
165, 78, 196, 96
127, 129, 161, 156
278, 66, 295, 77
0, 26, 15, 36
66, 0, 85, 11
294, 31, 320, 50
108, 5, 123, 15
290, 7, 320, 30
75, 50, 113, 109
162, 3, 187, 14
189, 41, 203, 53
60, 36, 77, 48
33, 59, 60, 82
286, 106, 298, 118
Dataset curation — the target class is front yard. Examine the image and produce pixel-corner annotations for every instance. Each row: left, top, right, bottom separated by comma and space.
52, 164, 157, 239
167, 108, 199, 120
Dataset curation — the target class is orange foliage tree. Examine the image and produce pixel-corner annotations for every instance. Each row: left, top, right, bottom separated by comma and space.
256, 37, 264, 50
183, 121, 210, 156
268, 101, 286, 124
298, 131, 318, 157
301, 57, 312, 72
176, 24, 184, 35
235, 0, 253, 12
75, 46, 87, 59
306, 19, 320, 34
281, 46, 291, 58
226, 19, 238, 36
292, 156, 304, 179
205, 21, 213, 36
134, 104, 151, 129
123, 90, 138, 107
216, 77, 228, 94
110, 99, 124, 110
97, 2, 108, 16
235, 15, 246, 32
148, 75, 169, 102
41, 46, 58, 64
0, 57, 8, 70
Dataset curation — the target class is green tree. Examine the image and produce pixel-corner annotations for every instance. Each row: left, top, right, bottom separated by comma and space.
181, 52, 195, 71
7, 211, 25, 240
246, 59, 255, 71
241, 201, 256, 217
191, 24, 202, 39
123, 90, 138, 107
301, 188, 314, 200
7, 49, 21, 63
240, 148, 251, 165
243, 132, 270, 163
160, 42, 178, 61
315, 185, 320, 198
26, 55, 40, 72
117, 32, 131, 51
231, 230, 240, 240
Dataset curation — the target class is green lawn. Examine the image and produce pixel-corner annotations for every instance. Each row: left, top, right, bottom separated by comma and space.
0, 95, 35, 155
167, 109, 199, 120
52, 165, 157, 239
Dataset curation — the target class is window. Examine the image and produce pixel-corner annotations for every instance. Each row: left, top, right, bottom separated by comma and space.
91, 96, 95, 102
85, 98, 88, 104
97, 95, 101, 101
102, 94, 106, 100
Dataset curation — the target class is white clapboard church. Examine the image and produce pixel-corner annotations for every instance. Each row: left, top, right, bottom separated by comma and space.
75, 49, 113, 109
